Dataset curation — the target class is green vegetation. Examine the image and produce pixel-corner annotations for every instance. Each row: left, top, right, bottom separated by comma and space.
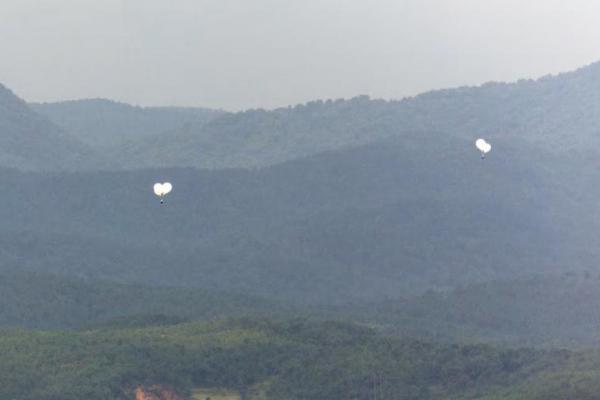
192, 388, 241, 400
0, 273, 289, 330
2, 63, 600, 307
351, 275, 600, 347
0, 84, 97, 171
0, 133, 573, 305
0, 318, 583, 400
8, 61, 600, 172
5, 62, 600, 399
83, 62, 600, 170
8, 273, 600, 348
31, 99, 223, 148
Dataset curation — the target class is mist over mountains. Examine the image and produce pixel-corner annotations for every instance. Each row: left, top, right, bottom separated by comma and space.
31, 99, 223, 149
0, 135, 574, 303
2, 62, 599, 168
6, 59, 600, 399
1, 62, 600, 339
5, 61, 600, 173
0, 84, 97, 171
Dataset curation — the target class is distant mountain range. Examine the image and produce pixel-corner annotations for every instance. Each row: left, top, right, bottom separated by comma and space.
1, 62, 600, 334
0, 272, 285, 330
31, 99, 223, 149
0, 84, 97, 170
111, 60, 600, 169
5, 62, 600, 400
0, 131, 593, 305
5, 270, 600, 347
0, 61, 599, 172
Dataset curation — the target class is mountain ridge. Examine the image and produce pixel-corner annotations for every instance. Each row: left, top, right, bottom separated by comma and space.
4, 60, 600, 172
31, 98, 224, 149
113, 60, 600, 170
0, 132, 590, 305
0, 83, 98, 171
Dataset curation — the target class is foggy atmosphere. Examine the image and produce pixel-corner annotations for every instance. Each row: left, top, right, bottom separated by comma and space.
2, 1, 600, 399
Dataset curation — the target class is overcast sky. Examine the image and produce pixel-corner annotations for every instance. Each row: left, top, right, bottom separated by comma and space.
1, 0, 600, 110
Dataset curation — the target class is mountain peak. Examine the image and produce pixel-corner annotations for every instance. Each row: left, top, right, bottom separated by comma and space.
0, 82, 96, 171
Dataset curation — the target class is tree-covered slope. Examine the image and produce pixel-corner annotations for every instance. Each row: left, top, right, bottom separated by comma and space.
117, 95, 397, 169
0, 273, 287, 330
6, 61, 600, 173
116, 62, 600, 170
5, 272, 600, 347
0, 318, 579, 400
0, 132, 565, 302
345, 275, 600, 347
0, 84, 97, 171
0, 128, 596, 304
31, 99, 223, 148
3, 64, 600, 308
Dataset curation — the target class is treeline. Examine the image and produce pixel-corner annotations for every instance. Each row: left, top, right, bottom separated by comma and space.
0, 273, 288, 329
30, 62, 600, 172
0, 130, 578, 306
7, 273, 600, 348
0, 318, 588, 400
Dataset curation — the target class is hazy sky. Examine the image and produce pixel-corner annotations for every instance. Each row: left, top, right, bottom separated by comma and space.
2, 0, 600, 110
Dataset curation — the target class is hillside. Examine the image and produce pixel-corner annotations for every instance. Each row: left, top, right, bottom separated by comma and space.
341, 275, 600, 347
117, 95, 395, 169
0, 84, 97, 170
110, 62, 600, 170
31, 99, 224, 148
6, 272, 600, 347
0, 273, 288, 330
0, 131, 572, 303
5, 62, 600, 173
3, 64, 600, 342
0, 318, 585, 400
0, 126, 596, 304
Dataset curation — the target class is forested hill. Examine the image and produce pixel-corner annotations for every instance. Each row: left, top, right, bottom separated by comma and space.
0, 318, 589, 400
6, 272, 600, 347
113, 61, 600, 170
0, 84, 96, 171
5, 61, 599, 172
346, 275, 600, 347
4, 63, 600, 399
3, 62, 600, 305
31, 99, 224, 148
0, 130, 596, 304
0, 273, 288, 330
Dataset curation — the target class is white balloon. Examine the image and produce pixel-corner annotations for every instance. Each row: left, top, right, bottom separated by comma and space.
475, 138, 491, 154
153, 182, 173, 197
153, 183, 165, 196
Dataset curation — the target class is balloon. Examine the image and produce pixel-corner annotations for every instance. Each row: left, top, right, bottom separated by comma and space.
153, 182, 173, 197
475, 138, 491, 157
153, 183, 165, 196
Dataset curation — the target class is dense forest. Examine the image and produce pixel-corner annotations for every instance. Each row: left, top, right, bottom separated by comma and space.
20, 62, 600, 171
0, 273, 290, 330
0, 133, 590, 303
3, 62, 600, 398
6, 272, 600, 347
31, 99, 223, 148
1, 318, 595, 400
